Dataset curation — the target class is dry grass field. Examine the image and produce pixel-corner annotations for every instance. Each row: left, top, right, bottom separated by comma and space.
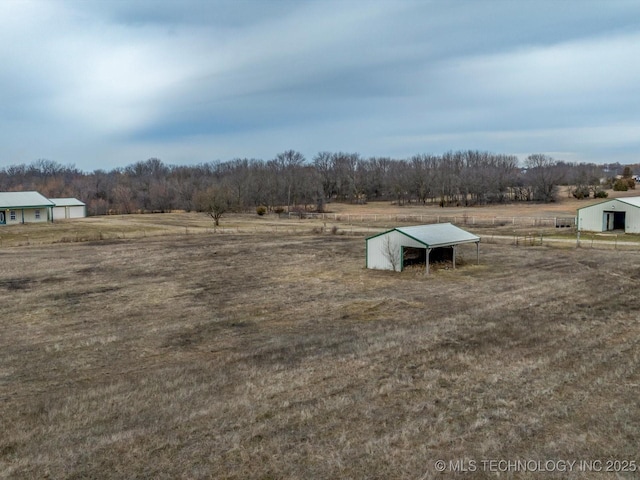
1, 207, 640, 479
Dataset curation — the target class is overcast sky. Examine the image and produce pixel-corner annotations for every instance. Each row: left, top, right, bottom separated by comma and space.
1, 0, 639, 171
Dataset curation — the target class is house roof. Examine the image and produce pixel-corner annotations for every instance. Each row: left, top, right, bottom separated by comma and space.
0, 191, 55, 209
367, 223, 480, 248
49, 198, 86, 207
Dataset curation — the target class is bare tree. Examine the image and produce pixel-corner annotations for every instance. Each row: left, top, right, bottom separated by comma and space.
313, 151, 335, 201
196, 186, 232, 227
0, 149, 629, 218
382, 236, 401, 272
525, 154, 563, 202
273, 150, 305, 211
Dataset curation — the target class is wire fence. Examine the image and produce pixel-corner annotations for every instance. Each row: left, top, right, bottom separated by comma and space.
287, 212, 576, 228
481, 232, 640, 250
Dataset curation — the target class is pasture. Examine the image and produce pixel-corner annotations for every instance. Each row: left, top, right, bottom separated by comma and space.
1, 209, 640, 479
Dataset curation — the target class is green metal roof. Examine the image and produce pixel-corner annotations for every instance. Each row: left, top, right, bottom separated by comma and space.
396, 223, 480, 248
0, 191, 55, 209
576, 196, 640, 212
367, 223, 480, 248
616, 196, 640, 208
49, 198, 86, 207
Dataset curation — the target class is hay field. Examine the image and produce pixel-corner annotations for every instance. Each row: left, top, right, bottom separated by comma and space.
1, 220, 640, 478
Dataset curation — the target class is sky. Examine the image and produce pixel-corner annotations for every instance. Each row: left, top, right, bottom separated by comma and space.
1, 0, 639, 172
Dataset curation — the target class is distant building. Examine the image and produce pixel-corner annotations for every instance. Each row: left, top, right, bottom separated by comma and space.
0, 191, 54, 225
0, 192, 87, 225
577, 196, 640, 233
50, 198, 87, 220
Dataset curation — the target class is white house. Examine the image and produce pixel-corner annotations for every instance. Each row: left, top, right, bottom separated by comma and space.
0, 191, 54, 225
366, 223, 480, 274
50, 198, 87, 220
576, 196, 640, 233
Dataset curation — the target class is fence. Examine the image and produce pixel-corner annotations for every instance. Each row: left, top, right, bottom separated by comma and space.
480, 232, 640, 250
288, 212, 576, 228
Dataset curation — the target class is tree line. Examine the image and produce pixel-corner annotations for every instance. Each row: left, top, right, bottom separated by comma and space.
0, 152, 634, 217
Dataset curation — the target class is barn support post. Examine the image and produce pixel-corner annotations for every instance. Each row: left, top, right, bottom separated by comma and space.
476, 242, 479, 264
425, 248, 431, 275
452, 245, 456, 269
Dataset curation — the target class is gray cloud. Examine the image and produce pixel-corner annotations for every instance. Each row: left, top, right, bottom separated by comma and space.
1, 0, 640, 170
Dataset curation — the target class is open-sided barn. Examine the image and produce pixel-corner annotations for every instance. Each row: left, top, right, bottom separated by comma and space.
366, 223, 480, 274
577, 196, 640, 233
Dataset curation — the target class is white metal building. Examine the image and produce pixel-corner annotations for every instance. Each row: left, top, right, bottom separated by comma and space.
576, 196, 640, 233
366, 223, 480, 273
0, 191, 54, 225
50, 198, 87, 220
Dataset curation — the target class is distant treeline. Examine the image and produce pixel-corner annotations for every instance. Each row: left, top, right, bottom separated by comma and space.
0, 151, 635, 216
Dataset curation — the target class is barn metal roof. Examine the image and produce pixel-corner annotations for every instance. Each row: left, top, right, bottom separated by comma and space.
0, 191, 55, 208
395, 223, 480, 248
576, 195, 640, 212
366, 223, 480, 248
616, 196, 640, 208
49, 198, 86, 207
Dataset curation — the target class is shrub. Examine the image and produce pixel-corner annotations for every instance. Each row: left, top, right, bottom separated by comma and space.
626, 178, 636, 190
613, 179, 629, 191
572, 186, 590, 199
594, 190, 609, 198
256, 206, 267, 216
331, 225, 339, 235
274, 206, 285, 214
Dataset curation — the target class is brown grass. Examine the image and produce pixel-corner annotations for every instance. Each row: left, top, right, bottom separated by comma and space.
1, 213, 640, 479
326, 186, 638, 217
